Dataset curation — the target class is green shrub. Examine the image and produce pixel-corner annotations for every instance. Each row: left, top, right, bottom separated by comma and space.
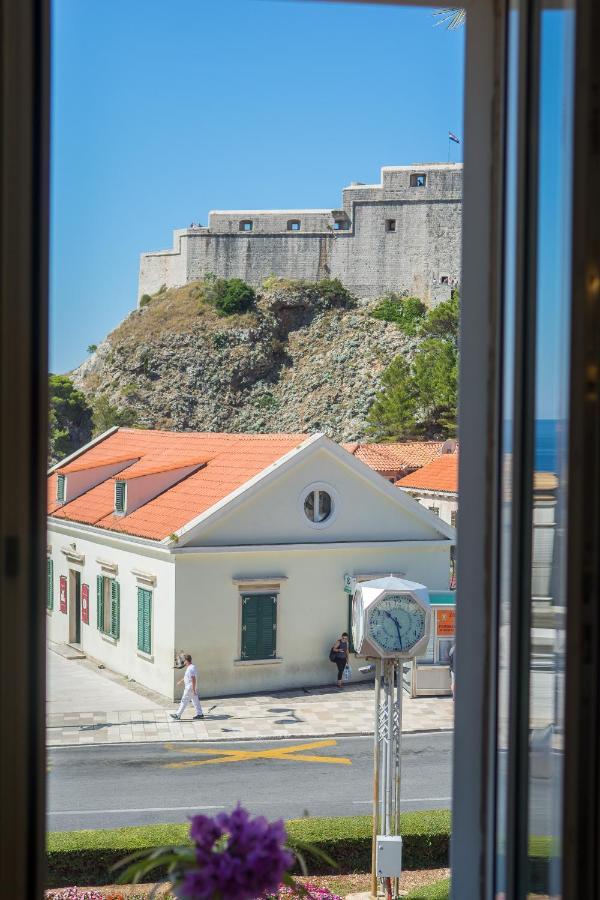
407, 878, 450, 899
46, 811, 450, 888
314, 278, 356, 308
371, 294, 426, 335
255, 392, 278, 410
206, 277, 256, 316
87, 344, 98, 354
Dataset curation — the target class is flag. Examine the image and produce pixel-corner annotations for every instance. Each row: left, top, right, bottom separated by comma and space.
448, 131, 461, 144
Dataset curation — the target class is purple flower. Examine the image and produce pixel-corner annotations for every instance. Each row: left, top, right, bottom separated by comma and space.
179, 805, 294, 900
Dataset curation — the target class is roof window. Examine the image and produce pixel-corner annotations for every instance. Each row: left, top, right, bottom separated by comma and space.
56, 474, 66, 503
239, 220, 253, 232
114, 480, 127, 514
287, 219, 301, 231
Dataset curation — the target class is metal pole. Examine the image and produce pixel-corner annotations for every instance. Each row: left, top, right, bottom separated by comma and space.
371, 658, 381, 899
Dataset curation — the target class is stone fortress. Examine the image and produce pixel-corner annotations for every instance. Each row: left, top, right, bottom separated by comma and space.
138, 163, 462, 305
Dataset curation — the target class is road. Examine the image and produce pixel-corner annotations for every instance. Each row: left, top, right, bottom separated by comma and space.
47, 733, 453, 831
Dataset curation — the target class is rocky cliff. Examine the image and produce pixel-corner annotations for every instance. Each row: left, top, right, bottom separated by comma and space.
73, 280, 414, 442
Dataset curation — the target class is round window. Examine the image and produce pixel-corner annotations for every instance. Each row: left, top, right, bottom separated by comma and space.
303, 488, 332, 524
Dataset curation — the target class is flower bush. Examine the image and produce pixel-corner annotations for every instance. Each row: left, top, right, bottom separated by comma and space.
116, 804, 323, 900
47, 890, 106, 900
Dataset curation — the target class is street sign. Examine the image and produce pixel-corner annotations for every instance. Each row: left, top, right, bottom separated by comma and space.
343, 573, 356, 595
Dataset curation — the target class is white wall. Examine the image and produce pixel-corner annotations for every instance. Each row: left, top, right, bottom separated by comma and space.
173, 543, 451, 697
47, 524, 176, 699
185, 446, 448, 547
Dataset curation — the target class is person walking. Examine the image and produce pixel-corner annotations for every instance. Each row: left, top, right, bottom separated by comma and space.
448, 643, 455, 700
332, 631, 350, 689
170, 654, 204, 720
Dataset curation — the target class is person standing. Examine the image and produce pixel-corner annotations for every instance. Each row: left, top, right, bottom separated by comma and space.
332, 632, 349, 689
448, 643, 455, 700
170, 654, 204, 720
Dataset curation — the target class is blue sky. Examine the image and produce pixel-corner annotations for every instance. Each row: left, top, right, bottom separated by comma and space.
50, 0, 464, 373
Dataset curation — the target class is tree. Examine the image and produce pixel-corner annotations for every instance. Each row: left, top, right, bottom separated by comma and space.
412, 338, 458, 437
420, 293, 459, 347
92, 395, 138, 436
87, 344, 98, 354
48, 375, 93, 462
367, 357, 420, 441
370, 294, 426, 336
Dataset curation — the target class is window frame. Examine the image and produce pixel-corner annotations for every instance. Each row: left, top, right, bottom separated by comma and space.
299, 481, 339, 530
46, 558, 53, 610
410, 172, 427, 187
137, 586, 152, 655
56, 473, 66, 502
240, 592, 278, 661
97, 574, 120, 639
385, 218, 396, 232
114, 479, 126, 514
287, 219, 301, 231
239, 219, 253, 232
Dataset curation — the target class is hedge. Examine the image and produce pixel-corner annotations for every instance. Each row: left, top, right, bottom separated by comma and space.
46, 810, 451, 888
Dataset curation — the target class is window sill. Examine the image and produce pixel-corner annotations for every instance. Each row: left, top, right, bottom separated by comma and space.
100, 632, 118, 646
234, 657, 283, 666
137, 650, 154, 663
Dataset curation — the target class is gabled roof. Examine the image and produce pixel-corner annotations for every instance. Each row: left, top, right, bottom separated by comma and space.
396, 454, 459, 494
48, 429, 308, 541
343, 441, 451, 474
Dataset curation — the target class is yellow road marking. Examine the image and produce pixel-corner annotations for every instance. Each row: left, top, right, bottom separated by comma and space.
162, 738, 352, 768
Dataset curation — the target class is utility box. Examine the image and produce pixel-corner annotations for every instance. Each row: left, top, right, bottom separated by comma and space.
376, 835, 403, 878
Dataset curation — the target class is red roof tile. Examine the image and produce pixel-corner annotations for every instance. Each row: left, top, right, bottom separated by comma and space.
49, 429, 307, 541
343, 441, 453, 474
396, 454, 459, 493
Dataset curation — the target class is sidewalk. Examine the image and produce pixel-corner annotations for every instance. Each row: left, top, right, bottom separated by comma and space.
47, 648, 454, 748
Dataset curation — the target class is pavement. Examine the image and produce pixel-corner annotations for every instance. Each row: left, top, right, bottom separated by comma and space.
47, 733, 453, 831
46, 647, 454, 748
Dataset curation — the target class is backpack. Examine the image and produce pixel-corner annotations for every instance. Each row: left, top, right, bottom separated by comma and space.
329, 646, 338, 663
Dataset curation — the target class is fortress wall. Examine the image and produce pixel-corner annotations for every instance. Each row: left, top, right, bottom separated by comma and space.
185, 233, 327, 285
208, 210, 334, 233
139, 229, 189, 298
330, 199, 461, 302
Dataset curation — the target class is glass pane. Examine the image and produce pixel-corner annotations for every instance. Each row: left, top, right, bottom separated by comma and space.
495, 3, 520, 892
527, 5, 574, 897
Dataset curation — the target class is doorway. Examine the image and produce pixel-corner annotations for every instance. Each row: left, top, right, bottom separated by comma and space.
68, 569, 81, 645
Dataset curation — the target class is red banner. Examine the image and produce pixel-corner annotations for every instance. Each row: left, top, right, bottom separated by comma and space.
59, 575, 67, 614
81, 583, 89, 625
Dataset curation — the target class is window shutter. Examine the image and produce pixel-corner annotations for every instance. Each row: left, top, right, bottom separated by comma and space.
111, 579, 120, 639
97, 575, 104, 630
137, 587, 151, 654
56, 474, 66, 502
46, 559, 54, 610
241, 594, 276, 660
115, 480, 126, 513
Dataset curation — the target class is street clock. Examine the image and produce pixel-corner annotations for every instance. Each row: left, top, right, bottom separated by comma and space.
352, 575, 431, 659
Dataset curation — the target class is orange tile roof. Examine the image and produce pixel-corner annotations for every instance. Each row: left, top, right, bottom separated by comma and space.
396, 453, 459, 493
49, 429, 307, 541
343, 441, 450, 474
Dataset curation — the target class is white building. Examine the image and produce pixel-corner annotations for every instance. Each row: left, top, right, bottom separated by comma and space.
396, 454, 459, 527
47, 428, 454, 700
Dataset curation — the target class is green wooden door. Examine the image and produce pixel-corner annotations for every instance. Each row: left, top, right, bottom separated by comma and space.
241, 594, 277, 659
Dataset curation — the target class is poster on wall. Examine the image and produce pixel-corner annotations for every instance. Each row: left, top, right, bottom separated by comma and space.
59, 575, 67, 614
436, 607, 456, 637
81, 583, 89, 624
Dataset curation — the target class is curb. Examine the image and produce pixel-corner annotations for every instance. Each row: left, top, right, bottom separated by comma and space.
46, 726, 453, 749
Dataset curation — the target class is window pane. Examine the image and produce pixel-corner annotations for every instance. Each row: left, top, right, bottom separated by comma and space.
527, 6, 574, 896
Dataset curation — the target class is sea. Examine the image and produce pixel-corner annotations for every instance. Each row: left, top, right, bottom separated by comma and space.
503, 419, 564, 473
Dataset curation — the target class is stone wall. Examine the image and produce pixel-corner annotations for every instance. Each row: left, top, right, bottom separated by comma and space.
139, 163, 462, 304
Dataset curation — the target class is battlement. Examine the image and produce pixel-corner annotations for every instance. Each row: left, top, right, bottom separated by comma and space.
139, 164, 462, 303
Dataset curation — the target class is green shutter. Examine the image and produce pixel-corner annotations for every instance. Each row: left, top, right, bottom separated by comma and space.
111, 579, 120, 639
137, 587, 152, 654
46, 559, 54, 610
56, 474, 66, 502
97, 575, 104, 630
241, 594, 276, 660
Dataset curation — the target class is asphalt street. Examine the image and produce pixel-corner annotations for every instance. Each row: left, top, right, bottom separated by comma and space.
47, 732, 453, 831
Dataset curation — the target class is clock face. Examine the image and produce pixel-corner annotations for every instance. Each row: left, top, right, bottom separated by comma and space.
368, 593, 427, 654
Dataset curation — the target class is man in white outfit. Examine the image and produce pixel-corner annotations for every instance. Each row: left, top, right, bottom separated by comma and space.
170, 654, 204, 720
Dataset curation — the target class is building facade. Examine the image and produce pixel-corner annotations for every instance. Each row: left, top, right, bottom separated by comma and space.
46, 428, 454, 700
138, 164, 462, 304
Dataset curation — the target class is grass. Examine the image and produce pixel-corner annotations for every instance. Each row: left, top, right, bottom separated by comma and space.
406, 877, 450, 899
47, 811, 451, 888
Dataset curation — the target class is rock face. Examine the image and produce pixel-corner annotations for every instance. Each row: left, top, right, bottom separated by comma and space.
73, 281, 413, 442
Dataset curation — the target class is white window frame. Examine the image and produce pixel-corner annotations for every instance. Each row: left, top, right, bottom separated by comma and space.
298, 481, 339, 530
